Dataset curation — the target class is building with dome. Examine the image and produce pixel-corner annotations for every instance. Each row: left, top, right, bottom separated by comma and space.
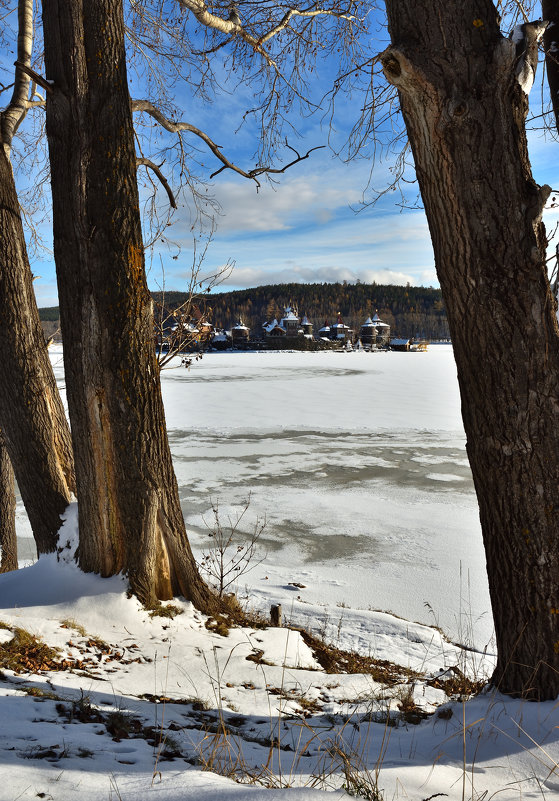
263, 305, 314, 347
231, 319, 250, 347
359, 312, 390, 348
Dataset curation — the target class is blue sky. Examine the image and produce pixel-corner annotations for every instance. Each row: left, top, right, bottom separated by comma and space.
3, 3, 558, 307
30, 104, 559, 309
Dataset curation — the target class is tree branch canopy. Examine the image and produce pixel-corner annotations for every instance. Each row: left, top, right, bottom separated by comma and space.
132, 98, 324, 187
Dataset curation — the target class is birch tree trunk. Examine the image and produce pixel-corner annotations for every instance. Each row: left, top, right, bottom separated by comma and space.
42, 0, 216, 611
382, 0, 559, 699
0, 432, 17, 573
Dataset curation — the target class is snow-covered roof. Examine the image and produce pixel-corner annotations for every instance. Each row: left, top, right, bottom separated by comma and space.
391, 338, 411, 346
361, 317, 374, 327
264, 318, 280, 333
301, 315, 311, 325
373, 321, 390, 328
233, 320, 249, 331
212, 332, 228, 341
318, 325, 330, 333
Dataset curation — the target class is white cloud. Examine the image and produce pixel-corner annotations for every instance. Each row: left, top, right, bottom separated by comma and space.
420, 269, 438, 287
33, 277, 59, 309
198, 169, 364, 234
221, 265, 417, 288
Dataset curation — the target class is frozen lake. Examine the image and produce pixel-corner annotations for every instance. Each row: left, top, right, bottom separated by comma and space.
18, 345, 493, 649
161, 346, 492, 649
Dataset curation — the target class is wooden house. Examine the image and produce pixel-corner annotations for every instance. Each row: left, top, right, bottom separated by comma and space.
371, 312, 390, 346
280, 306, 301, 336
301, 315, 313, 336
318, 320, 331, 340
330, 313, 354, 344
231, 319, 250, 347
359, 316, 377, 347
390, 337, 412, 351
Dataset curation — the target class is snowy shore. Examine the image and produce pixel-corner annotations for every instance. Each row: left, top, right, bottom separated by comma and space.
4, 346, 559, 800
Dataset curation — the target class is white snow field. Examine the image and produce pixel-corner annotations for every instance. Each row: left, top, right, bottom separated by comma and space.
161, 345, 491, 651
5, 345, 557, 801
29, 344, 491, 648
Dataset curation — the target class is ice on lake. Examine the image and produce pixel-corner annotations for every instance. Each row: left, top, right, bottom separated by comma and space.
19, 344, 492, 650
161, 346, 492, 649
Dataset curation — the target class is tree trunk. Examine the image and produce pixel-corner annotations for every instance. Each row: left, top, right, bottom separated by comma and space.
382, 0, 559, 699
0, 143, 75, 554
0, 431, 18, 573
42, 0, 217, 612
543, 1, 559, 133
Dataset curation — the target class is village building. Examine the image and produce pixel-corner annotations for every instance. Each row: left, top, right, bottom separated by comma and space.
330, 314, 354, 344
280, 306, 300, 336
371, 312, 391, 346
231, 319, 250, 347
211, 329, 230, 349
263, 305, 310, 346
301, 315, 313, 336
390, 337, 412, 351
318, 320, 331, 340
263, 318, 286, 341
359, 316, 378, 347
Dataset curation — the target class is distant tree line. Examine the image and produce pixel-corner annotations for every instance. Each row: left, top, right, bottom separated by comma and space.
39, 282, 450, 341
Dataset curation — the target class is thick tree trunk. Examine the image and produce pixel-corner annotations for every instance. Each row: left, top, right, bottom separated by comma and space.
42, 0, 216, 611
0, 143, 75, 554
0, 431, 18, 573
543, 1, 559, 133
382, 0, 559, 699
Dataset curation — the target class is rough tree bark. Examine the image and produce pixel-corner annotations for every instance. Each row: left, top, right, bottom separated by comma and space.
0, 144, 75, 555
42, 0, 217, 611
0, 432, 17, 573
0, 0, 75, 555
381, 0, 559, 699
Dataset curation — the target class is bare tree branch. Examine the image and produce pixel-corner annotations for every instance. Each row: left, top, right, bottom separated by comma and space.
132, 98, 324, 187
154, 231, 234, 369
136, 157, 177, 208
258, 5, 356, 46
177, 0, 355, 71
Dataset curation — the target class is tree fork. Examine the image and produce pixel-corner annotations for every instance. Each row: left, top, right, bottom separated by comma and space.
383, 0, 559, 699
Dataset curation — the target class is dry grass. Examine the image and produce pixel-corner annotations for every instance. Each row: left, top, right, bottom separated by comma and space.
147, 603, 184, 620
0, 622, 65, 673
299, 628, 423, 684
60, 618, 87, 637
427, 666, 486, 700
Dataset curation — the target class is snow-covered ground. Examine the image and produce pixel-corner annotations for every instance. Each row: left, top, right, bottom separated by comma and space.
3, 509, 559, 801
6, 345, 556, 801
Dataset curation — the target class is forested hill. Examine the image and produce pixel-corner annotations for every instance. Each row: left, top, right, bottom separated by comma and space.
39, 282, 450, 340
156, 282, 450, 340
